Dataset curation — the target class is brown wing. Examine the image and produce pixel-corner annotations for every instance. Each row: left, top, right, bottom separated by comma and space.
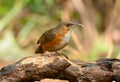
37, 28, 56, 44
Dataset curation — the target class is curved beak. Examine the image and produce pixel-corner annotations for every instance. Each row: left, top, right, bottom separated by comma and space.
73, 23, 85, 28
68, 22, 85, 28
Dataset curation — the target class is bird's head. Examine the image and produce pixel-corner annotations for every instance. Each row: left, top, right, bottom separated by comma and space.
57, 22, 84, 31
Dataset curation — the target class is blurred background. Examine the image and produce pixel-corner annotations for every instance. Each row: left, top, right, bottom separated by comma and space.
0, 0, 120, 75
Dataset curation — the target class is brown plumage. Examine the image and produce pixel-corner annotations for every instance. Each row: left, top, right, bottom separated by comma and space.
35, 22, 83, 54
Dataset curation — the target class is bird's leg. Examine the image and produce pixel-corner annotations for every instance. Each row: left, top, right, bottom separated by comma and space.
55, 51, 60, 54
55, 51, 64, 55
55, 51, 68, 59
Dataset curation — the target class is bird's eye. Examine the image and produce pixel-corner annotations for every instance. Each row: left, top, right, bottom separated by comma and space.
66, 23, 73, 27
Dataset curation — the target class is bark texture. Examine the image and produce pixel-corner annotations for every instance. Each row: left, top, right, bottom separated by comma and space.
0, 54, 120, 82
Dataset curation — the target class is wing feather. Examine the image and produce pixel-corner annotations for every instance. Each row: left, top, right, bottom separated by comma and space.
37, 28, 56, 44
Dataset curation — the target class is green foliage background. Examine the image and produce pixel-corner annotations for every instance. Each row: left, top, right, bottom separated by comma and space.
0, 0, 120, 61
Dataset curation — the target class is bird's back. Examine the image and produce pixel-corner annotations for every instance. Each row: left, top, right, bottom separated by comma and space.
35, 23, 73, 53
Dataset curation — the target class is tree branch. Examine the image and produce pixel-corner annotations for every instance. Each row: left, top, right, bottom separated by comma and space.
0, 54, 120, 82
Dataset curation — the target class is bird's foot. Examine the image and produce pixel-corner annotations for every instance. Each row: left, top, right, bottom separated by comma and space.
43, 51, 53, 57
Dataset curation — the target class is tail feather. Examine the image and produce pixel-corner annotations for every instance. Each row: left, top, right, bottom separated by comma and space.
35, 45, 44, 54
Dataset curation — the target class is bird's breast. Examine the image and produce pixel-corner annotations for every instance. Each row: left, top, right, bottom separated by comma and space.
61, 30, 71, 45
41, 27, 71, 51
52, 29, 71, 51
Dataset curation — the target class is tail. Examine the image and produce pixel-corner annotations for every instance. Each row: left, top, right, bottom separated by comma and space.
35, 45, 44, 54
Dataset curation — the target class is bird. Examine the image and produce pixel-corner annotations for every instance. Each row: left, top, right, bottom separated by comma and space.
35, 22, 84, 54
